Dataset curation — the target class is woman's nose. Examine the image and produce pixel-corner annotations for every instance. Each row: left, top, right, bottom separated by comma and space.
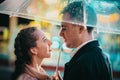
59, 29, 63, 37
48, 39, 52, 46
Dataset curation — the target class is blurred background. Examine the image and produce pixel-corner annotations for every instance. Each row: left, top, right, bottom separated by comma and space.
0, 0, 120, 80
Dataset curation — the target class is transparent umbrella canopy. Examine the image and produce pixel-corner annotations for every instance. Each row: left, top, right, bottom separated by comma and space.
0, 0, 120, 34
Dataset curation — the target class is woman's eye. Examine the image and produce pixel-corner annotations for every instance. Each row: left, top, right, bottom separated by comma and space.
43, 38, 46, 42
42, 37, 47, 42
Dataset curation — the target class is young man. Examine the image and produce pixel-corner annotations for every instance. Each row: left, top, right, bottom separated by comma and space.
58, 1, 113, 80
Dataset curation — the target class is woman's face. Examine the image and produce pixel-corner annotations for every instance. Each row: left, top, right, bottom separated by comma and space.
34, 30, 52, 59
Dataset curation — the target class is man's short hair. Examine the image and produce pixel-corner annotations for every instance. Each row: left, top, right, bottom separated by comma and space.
61, 1, 97, 29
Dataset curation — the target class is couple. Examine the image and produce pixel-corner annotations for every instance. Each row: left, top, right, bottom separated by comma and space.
11, 1, 113, 80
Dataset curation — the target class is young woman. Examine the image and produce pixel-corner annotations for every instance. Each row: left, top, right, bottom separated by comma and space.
11, 27, 52, 80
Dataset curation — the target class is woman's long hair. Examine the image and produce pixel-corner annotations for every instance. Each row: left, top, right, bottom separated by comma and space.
11, 27, 39, 80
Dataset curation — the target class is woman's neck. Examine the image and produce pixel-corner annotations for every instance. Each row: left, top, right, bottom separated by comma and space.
30, 57, 43, 71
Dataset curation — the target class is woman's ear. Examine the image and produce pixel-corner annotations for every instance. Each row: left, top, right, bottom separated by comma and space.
30, 47, 37, 55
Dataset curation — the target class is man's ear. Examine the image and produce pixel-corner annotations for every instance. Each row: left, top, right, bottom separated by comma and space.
79, 25, 85, 33
30, 48, 37, 55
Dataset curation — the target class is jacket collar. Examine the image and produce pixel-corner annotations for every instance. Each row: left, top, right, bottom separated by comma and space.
65, 40, 100, 68
70, 39, 97, 58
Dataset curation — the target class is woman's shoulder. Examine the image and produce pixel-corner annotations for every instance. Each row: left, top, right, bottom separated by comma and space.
17, 73, 38, 80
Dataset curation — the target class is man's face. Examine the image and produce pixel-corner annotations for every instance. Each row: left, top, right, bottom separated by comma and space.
59, 13, 81, 48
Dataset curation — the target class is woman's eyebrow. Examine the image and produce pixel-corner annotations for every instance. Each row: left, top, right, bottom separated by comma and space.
42, 36, 46, 41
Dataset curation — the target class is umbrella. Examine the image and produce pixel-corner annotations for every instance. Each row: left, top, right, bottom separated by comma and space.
0, 0, 120, 34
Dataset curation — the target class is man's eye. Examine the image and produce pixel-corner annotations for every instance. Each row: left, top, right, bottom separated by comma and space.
62, 27, 66, 31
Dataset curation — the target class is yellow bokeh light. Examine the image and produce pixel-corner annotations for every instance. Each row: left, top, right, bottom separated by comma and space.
40, 21, 51, 29
29, 21, 41, 28
3, 28, 9, 40
97, 13, 119, 23
109, 13, 119, 22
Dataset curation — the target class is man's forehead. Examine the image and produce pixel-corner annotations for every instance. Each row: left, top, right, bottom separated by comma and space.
62, 13, 73, 25
62, 12, 83, 25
